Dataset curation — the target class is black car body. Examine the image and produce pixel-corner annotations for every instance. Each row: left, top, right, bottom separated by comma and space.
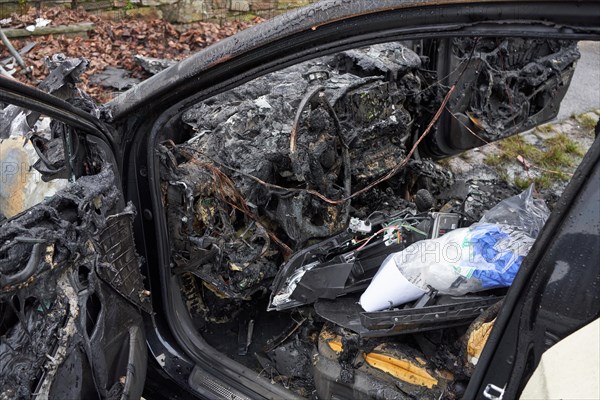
1, 1, 599, 399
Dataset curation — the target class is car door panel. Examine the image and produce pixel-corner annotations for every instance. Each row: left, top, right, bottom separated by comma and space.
0, 80, 148, 399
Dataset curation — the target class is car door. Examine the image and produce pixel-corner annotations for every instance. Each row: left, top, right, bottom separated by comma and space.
464, 125, 600, 399
0, 77, 148, 399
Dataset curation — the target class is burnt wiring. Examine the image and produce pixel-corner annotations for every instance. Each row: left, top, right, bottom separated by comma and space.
178, 40, 479, 209
176, 146, 293, 257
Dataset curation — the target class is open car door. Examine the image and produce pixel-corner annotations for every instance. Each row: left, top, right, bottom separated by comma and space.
0, 77, 148, 399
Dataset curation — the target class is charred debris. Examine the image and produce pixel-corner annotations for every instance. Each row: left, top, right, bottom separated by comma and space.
0, 56, 148, 399
157, 38, 578, 397
0, 161, 148, 398
447, 38, 580, 141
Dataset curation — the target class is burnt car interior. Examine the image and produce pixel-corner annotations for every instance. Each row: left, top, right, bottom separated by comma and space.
151, 37, 587, 398
1, 1, 599, 397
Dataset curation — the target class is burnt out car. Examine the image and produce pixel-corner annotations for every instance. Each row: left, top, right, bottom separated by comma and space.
1, 1, 599, 399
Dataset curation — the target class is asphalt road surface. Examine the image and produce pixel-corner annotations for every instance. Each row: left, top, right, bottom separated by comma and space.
558, 41, 600, 120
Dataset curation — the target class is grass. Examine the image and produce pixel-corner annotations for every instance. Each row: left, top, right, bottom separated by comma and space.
535, 124, 556, 134
497, 170, 510, 184
496, 134, 583, 168
549, 133, 585, 153
496, 136, 543, 164
484, 132, 584, 189
483, 153, 502, 166
533, 175, 554, 189
513, 172, 556, 190
575, 113, 598, 129
514, 176, 531, 190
